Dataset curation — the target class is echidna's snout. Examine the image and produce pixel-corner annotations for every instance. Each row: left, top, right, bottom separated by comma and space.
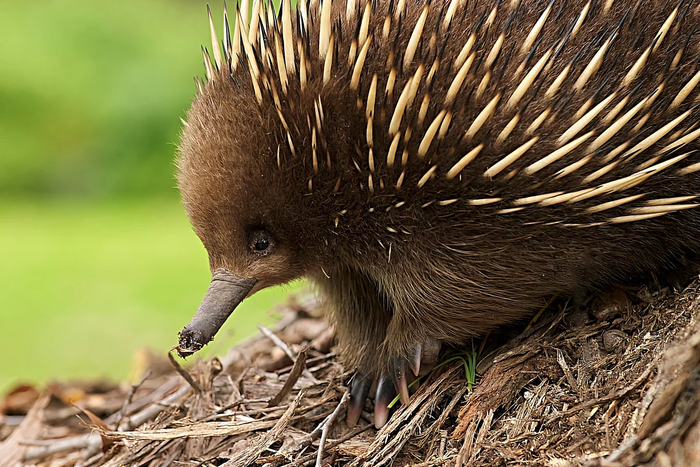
176, 220, 312, 357
177, 269, 256, 357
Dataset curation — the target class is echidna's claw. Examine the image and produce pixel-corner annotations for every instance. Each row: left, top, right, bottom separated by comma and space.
391, 357, 410, 406
408, 343, 422, 376
374, 374, 396, 429
347, 373, 372, 428
354, 339, 443, 429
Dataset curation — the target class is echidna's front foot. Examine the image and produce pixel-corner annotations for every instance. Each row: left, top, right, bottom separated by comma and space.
346, 339, 442, 429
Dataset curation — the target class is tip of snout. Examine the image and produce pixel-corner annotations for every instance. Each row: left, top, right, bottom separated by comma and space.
174, 270, 256, 359
176, 327, 207, 358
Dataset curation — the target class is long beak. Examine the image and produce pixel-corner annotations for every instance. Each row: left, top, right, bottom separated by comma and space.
177, 269, 256, 358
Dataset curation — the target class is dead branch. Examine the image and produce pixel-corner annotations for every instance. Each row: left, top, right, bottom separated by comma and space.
269, 346, 309, 407
258, 324, 319, 383
316, 390, 350, 466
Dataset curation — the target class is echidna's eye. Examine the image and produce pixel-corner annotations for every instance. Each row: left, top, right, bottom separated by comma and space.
248, 229, 275, 256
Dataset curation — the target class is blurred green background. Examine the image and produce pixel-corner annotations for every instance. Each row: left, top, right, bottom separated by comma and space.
0, 0, 297, 392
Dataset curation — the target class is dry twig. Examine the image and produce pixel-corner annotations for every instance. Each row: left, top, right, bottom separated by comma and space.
258, 324, 319, 383
269, 346, 310, 407
316, 390, 350, 466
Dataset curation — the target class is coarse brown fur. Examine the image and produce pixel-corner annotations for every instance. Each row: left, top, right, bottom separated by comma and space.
177, 0, 700, 379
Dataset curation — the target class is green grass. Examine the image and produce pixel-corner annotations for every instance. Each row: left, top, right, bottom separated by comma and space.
0, 0, 212, 196
0, 198, 301, 392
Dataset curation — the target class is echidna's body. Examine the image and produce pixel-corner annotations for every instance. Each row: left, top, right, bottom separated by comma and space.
177, 0, 700, 426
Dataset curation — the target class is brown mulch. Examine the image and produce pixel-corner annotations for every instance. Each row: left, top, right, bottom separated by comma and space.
2, 279, 700, 467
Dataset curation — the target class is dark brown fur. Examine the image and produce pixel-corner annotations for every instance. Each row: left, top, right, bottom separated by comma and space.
177, 0, 700, 378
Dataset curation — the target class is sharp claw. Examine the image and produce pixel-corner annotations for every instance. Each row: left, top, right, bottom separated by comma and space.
408, 343, 422, 376
391, 358, 410, 406
374, 374, 395, 429
347, 373, 372, 428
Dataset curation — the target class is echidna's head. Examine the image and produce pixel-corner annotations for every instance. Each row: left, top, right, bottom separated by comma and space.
176, 77, 325, 351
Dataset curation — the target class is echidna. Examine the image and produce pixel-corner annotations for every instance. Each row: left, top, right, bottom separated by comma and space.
176, 0, 700, 428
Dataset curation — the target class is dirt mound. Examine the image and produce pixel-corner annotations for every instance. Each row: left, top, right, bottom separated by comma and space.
2, 282, 700, 466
